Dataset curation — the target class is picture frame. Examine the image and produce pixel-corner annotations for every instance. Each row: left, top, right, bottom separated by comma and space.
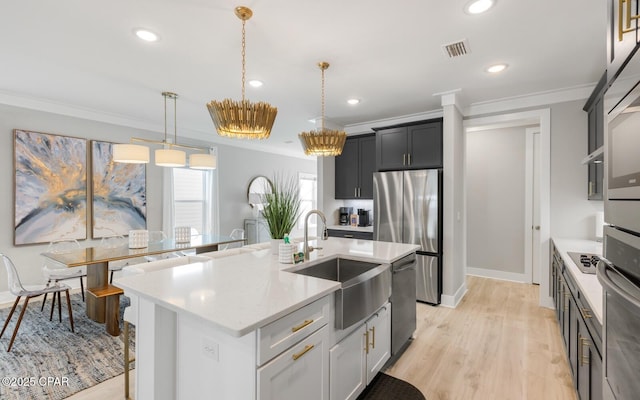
91, 140, 147, 238
13, 129, 88, 245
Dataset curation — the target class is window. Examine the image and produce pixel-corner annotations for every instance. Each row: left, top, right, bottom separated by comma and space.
298, 173, 317, 229
172, 168, 208, 234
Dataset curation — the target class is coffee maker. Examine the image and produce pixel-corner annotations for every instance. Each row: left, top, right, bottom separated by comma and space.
357, 209, 370, 227
339, 207, 353, 225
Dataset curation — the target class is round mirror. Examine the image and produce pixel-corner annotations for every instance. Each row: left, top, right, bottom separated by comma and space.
247, 175, 273, 209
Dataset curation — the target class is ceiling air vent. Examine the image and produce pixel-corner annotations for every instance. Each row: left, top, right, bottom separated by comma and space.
442, 39, 470, 58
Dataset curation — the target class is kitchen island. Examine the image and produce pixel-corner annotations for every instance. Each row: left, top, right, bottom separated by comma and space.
114, 237, 419, 400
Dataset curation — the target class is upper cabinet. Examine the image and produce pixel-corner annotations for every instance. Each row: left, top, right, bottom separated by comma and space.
335, 134, 376, 199
583, 72, 608, 200
374, 119, 443, 171
607, 0, 640, 83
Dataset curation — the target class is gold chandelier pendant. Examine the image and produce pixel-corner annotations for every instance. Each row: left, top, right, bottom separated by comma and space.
299, 128, 347, 157
299, 61, 347, 156
207, 6, 277, 140
208, 99, 277, 140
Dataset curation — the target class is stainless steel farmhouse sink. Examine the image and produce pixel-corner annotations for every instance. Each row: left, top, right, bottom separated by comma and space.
286, 257, 391, 329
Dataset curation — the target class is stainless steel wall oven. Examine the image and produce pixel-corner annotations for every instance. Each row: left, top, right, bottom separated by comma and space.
604, 48, 640, 233
601, 45, 640, 400
598, 227, 640, 400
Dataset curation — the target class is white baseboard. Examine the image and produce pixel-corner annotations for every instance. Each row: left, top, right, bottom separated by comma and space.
539, 294, 554, 309
466, 266, 528, 283
440, 281, 467, 308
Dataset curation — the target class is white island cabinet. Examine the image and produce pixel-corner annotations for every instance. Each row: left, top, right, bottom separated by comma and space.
330, 303, 391, 400
114, 237, 419, 400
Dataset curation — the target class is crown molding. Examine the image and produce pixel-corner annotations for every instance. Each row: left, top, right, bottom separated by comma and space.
463, 84, 595, 116
344, 109, 444, 135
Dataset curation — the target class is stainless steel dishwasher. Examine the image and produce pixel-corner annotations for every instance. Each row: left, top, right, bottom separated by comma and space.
390, 253, 417, 355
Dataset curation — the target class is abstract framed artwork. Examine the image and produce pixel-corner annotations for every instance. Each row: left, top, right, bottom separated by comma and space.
14, 129, 88, 245
91, 140, 146, 238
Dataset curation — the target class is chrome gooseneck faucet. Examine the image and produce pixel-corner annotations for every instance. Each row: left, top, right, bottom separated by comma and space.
303, 209, 329, 260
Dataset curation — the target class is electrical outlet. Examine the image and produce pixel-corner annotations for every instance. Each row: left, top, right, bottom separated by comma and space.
202, 337, 219, 361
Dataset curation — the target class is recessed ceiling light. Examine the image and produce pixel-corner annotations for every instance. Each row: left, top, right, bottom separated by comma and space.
486, 63, 508, 73
347, 98, 360, 105
248, 80, 263, 88
133, 28, 159, 42
465, 0, 495, 14
308, 118, 317, 124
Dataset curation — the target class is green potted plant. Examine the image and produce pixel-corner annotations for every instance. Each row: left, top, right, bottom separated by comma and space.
261, 174, 302, 253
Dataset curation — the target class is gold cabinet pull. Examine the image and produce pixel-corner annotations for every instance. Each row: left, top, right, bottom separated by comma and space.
370, 326, 376, 349
564, 291, 570, 312
619, 0, 640, 41
580, 336, 590, 366
292, 344, 314, 361
364, 330, 370, 354
408, 153, 411, 165
580, 307, 593, 319
291, 319, 314, 332
403, 154, 406, 166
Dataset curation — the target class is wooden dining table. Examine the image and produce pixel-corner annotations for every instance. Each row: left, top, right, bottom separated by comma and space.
41, 234, 246, 336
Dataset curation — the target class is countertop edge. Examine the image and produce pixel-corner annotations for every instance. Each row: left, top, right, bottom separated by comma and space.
116, 279, 341, 338
552, 238, 603, 324
115, 237, 420, 338
327, 225, 374, 233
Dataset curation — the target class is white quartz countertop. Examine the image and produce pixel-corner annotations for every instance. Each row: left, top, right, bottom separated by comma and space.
327, 225, 374, 233
114, 237, 419, 337
552, 238, 603, 324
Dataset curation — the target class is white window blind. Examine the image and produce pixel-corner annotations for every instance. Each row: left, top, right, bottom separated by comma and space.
298, 172, 317, 229
173, 168, 206, 234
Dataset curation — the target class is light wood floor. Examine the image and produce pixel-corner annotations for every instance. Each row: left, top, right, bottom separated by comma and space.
386, 276, 576, 400
67, 276, 575, 399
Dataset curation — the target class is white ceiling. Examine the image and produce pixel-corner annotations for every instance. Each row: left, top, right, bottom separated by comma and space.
0, 0, 606, 157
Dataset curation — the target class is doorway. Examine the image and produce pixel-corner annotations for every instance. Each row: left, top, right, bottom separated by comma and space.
463, 109, 551, 308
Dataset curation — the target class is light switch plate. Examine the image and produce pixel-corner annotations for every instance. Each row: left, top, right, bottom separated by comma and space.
202, 337, 219, 361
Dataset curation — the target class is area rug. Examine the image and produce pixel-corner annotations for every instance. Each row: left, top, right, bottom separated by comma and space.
0, 293, 133, 399
357, 373, 425, 400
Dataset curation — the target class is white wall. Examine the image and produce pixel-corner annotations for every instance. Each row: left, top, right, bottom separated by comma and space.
217, 146, 316, 238
466, 127, 526, 275
549, 100, 603, 239
0, 104, 315, 294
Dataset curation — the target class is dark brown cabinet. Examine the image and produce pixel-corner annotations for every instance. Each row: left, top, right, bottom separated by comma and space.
551, 242, 603, 400
607, 0, 639, 83
335, 134, 375, 199
326, 229, 373, 240
374, 120, 442, 171
583, 72, 607, 200
578, 316, 603, 400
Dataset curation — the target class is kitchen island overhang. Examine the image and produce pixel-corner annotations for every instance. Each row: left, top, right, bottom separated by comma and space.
114, 237, 420, 400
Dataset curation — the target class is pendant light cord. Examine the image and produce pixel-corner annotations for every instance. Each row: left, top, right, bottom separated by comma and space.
162, 91, 178, 147
321, 66, 325, 132
164, 93, 168, 143
174, 94, 177, 145
241, 18, 246, 102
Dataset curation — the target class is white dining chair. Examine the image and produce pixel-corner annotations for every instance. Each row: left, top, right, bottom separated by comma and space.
1, 253, 75, 351
219, 228, 245, 251
41, 239, 86, 312
99, 235, 129, 283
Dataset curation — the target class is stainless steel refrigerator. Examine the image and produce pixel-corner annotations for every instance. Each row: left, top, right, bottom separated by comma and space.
373, 169, 442, 304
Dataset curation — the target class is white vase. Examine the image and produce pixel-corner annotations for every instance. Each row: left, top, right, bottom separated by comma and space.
270, 239, 280, 255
